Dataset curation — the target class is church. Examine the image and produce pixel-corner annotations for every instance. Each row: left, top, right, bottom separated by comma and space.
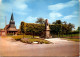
4, 13, 18, 35
0, 13, 18, 36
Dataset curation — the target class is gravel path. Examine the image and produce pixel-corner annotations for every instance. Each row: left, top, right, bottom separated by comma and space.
45, 38, 77, 45
0, 37, 79, 56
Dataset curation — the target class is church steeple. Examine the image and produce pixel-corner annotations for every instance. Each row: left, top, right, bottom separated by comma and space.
9, 13, 15, 28
4, 12, 18, 36
10, 13, 14, 21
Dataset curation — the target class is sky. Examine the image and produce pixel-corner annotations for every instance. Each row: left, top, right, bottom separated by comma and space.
0, 0, 79, 30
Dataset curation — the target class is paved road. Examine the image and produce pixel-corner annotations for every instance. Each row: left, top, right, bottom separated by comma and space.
0, 37, 79, 56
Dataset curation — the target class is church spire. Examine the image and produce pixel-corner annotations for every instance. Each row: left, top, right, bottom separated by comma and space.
9, 12, 15, 26
10, 13, 14, 21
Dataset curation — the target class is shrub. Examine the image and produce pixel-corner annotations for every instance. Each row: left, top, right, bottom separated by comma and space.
7, 33, 13, 36
12, 35, 23, 40
12, 35, 39, 40
21, 38, 50, 44
12, 35, 50, 44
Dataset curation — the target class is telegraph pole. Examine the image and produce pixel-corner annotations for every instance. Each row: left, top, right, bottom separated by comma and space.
5, 16, 7, 27
5, 16, 7, 36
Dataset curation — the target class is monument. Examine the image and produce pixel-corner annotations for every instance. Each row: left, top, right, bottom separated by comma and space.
44, 19, 51, 38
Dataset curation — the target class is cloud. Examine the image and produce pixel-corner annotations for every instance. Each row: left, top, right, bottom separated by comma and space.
49, 11, 78, 22
62, 15, 76, 20
62, 11, 78, 20
49, 12, 62, 19
48, 3, 65, 11
13, 0, 28, 10
0, 0, 29, 15
48, 0, 78, 22
73, 11, 79, 15
25, 16, 37, 23
0, 0, 1, 4
48, 0, 78, 11
15, 11, 27, 15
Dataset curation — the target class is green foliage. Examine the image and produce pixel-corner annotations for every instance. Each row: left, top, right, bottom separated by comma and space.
59, 34, 79, 38
52, 20, 62, 24
7, 33, 13, 36
52, 20, 75, 35
12, 35, 50, 44
50, 24, 61, 35
62, 38, 80, 42
70, 30, 79, 34
20, 20, 75, 38
12, 35, 39, 40
78, 27, 80, 31
20, 22, 45, 36
36, 18, 45, 24
20, 21, 25, 33
21, 38, 50, 44
12, 35, 23, 40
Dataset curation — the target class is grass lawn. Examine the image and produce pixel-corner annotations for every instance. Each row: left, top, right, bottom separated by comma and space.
12, 35, 39, 40
12, 35, 50, 44
59, 33, 80, 42
61, 38, 80, 42
59, 34, 79, 38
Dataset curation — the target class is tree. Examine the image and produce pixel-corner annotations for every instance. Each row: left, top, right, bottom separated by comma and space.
78, 27, 80, 31
52, 22, 56, 24
20, 22, 45, 38
63, 21, 67, 24
20, 21, 26, 38
68, 23, 74, 31
52, 20, 75, 37
36, 18, 45, 24
52, 20, 62, 24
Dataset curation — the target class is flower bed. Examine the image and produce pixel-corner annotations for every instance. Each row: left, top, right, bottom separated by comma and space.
12, 35, 50, 44
21, 38, 50, 44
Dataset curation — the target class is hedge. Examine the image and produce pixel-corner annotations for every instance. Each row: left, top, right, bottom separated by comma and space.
20, 22, 45, 36
20, 22, 76, 37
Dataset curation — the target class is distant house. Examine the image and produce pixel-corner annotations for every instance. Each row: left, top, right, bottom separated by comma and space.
0, 29, 6, 36
0, 13, 18, 36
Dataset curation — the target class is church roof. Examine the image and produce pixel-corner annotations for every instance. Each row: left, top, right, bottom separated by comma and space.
4, 25, 9, 30
10, 13, 14, 21
7, 28, 17, 31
